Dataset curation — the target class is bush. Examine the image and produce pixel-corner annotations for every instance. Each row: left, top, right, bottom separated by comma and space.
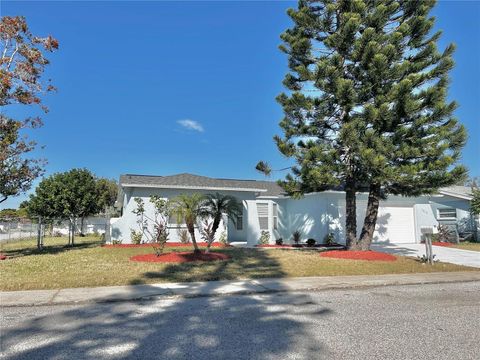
259, 230, 270, 245
112, 239, 122, 245
436, 224, 456, 243
292, 230, 301, 245
130, 229, 143, 244
275, 238, 283, 245
178, 229, 190, 244
323, 232, 335, 246
306, 238, 316, 247
218, 231, 228, 245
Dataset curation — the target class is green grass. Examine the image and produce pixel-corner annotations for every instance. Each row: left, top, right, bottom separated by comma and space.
0, 236, 477, 291
449, 242, 480, 252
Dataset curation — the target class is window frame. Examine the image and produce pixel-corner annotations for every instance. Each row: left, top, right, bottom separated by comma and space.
437, 208, 457, 220
236, 214, 243, 231
272, 203, 278, 230
257, 202, 269, 231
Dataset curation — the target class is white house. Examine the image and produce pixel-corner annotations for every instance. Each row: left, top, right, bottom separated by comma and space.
111, 173, 477, 246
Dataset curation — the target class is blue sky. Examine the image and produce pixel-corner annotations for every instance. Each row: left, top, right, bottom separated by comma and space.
2, 1, 479, 209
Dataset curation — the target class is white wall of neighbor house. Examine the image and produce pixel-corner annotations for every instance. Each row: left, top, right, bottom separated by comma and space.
111, 187, 259, 244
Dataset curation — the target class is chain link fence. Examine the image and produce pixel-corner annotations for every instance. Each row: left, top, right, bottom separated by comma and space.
0, 216, 111, 246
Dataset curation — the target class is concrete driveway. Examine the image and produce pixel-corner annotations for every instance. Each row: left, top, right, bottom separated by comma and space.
372, 242, 480, 268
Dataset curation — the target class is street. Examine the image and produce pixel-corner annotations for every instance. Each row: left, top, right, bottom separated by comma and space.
1, 281, 479, 359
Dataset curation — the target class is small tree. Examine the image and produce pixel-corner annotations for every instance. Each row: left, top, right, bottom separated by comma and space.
200, 193, 242, 253
25, 168, 98, 245
131, 196, 170, 256
170, 193, 205, 254
0, 16, 59, 203
95, 178, 118, 214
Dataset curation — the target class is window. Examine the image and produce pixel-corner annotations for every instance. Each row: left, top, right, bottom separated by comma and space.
438, 208, 456, 219
236, 214, 243, 231
273, 203, 278, 230
257, 203, 269, 230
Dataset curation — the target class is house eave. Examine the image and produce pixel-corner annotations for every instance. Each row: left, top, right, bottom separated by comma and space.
437, 190, 473, 201
121, 183, 268, 193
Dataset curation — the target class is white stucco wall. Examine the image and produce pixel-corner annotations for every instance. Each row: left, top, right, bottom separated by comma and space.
112, 186, 473, 246
111, 187, 258, 244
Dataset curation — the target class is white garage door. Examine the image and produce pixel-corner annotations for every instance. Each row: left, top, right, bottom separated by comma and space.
373, 206, 416, 244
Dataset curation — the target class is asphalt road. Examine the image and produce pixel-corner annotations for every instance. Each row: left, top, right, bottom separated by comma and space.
1, 282, 479, 360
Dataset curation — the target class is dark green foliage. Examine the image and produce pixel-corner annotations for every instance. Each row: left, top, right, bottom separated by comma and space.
276, 238, 284, 245
25, 168, 98, 221
266, 0, 467, 249
306, 238, 316, 247
471, 188, 480, 216
95, 178, 118, 214
292, 230, 302, 244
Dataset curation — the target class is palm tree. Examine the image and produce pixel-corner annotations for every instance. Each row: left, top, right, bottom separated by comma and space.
201, 193, 242, 253
170, 193, 206, 254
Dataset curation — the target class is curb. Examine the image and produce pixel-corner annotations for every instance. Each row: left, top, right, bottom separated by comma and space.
2, 272, 479, 308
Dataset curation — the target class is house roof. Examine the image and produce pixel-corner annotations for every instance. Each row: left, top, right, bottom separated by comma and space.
119, 173, 285, 196
438, 185, 474, 201
118, 173, 473, 201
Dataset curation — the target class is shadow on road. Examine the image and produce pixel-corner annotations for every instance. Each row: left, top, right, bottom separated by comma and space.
1, 281, 331, 359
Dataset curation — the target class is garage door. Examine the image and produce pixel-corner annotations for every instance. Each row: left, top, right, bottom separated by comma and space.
373, 206, 416, 244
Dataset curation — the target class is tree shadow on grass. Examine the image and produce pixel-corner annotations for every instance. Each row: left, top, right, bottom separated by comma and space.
1, 281, 331, 359
129, 248, 287, 285
1, 238, 103, 259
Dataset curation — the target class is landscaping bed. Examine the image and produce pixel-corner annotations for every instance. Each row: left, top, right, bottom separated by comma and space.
130, 251, 230, 263
320, 250, 397, 262
256, 243, 344, 249
103, 242, 231, 248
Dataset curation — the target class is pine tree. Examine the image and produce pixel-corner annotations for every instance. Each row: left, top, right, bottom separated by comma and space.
258, 0, 466, 249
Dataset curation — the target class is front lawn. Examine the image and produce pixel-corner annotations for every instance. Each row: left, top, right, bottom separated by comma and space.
0, 236, 476, 291
450, 242, 480, 252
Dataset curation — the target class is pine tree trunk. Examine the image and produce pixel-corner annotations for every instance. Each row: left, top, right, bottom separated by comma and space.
188, 223, 200, 254
345, 179, 358, 250
358, 183, 381, 250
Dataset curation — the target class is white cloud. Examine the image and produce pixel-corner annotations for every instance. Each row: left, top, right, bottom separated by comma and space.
177, 119, 204, 132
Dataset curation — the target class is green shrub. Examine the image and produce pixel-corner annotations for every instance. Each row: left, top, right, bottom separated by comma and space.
306, 238, 316, 247
323, 232, 335, 246
178, 229, 190, 244
259, 230, 270, 245
130, 229, 143, 244
275, 238, 283, 245
218, 231, 228, 245
112, 239, 122, 245
292, 230, 301, 245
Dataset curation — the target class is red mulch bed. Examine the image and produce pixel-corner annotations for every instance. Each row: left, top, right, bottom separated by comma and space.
104, 242, 231, 248
0, 253, 7, 261
320, 250, 397, 262
130, 251, 231, 263
432, 242, 454, 247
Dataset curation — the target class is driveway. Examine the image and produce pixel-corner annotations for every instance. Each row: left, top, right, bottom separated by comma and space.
372, 242, 480, 268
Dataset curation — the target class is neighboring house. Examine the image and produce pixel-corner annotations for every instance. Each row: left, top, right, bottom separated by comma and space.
111, 173, 476, 246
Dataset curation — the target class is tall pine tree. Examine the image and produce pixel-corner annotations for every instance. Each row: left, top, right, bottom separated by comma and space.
257, 0, 466, 249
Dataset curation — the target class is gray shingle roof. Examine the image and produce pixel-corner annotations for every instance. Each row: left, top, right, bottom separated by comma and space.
119, 173, 285, 197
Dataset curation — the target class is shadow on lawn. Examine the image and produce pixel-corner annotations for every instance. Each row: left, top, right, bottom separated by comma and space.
129, 248, 287, 285
1, 238, 103, 259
